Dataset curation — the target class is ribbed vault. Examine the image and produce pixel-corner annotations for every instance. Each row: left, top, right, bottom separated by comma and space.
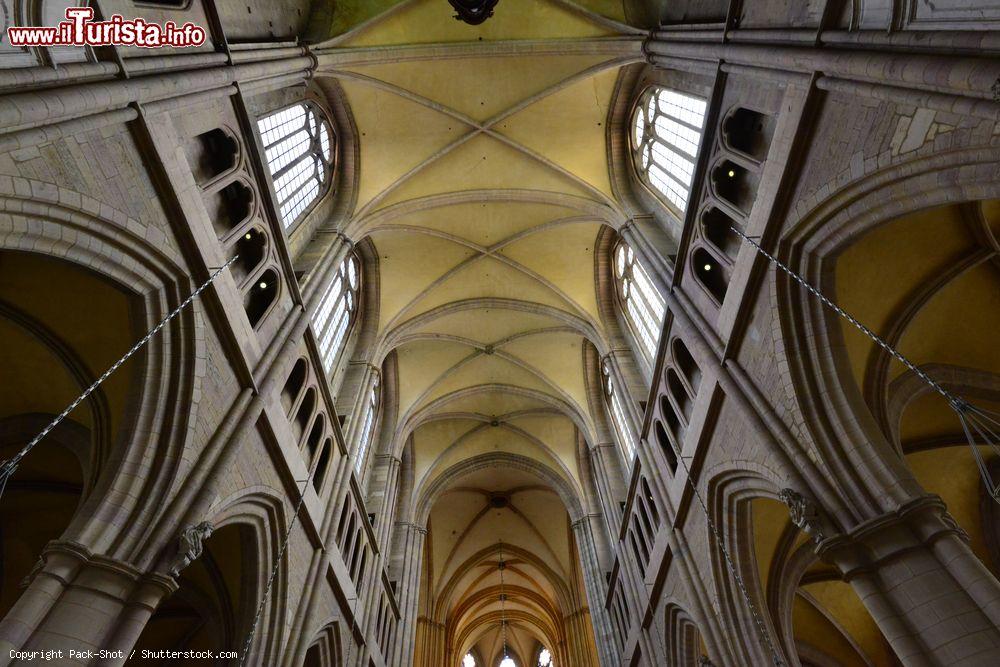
314, 1, 644, 663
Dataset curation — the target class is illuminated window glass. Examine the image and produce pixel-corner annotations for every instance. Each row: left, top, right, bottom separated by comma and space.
538, 648, 552, 666
613, 239, 666, 363
602, 361, 638, 462
311, 254, 360, 372
463, 655, 476, 667
631, 87, 706, 213
257, 102, 335, 228
355, 380, 380, 473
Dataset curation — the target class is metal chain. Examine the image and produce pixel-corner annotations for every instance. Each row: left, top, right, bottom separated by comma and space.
670, 438, 785, 665
728, 226, 960, 408
499, 540, 509, 660
0, 256, 239, 488
240, 474, 311, 666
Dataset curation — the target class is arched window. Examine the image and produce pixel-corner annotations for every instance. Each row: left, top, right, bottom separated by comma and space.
538, 648, 552, 666
354, 379, 380, 473
613, 239, 665, 363
311, 253, 360, 372
631, 87, 706, 214
602, 360, 637, 463
257, 102, 334, 228
499, 658, 516, 667
463, 655, 477, 667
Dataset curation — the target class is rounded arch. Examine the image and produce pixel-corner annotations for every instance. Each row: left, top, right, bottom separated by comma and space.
414, 453, 587, 528
0, 178, 204, 564
776, 146, 1000, 522
205, 487, 293, 664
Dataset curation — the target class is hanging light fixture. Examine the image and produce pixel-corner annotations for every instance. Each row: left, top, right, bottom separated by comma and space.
498, 541, 515, 667
728, 225, 1000, 502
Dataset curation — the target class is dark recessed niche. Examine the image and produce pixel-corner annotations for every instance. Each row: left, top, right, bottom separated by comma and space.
692, 247, 729, 304
281, 358, 307, 416
186, 128, 238, 186
702, 207, 742, 262
244, 267, 278, 328
207, 181, 253, 239
667, 368, 692, 421
230, 227, 267, 286
672, 338, 702, 394
711, 160, 758, 216
291, 387, 316, 445
723, 108, 775, 162
305, 414, 324, 458
313, 439, 332, 491
654, 419, 678, 473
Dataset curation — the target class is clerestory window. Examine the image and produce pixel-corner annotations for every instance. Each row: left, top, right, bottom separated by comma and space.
631, 87, 706, 215
257, 102, 335, 228
311, 253, 360, 373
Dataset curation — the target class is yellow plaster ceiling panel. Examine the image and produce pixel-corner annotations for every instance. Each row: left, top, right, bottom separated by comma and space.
340, 80, 470, 212
396, 340, 481, 415
418, 354, 557, 409
893, 263, 1000, 382
499, 222, 603, 320
500, 334, 587, 408
833, 204, 975, 389
439, 509, 563, 585
434, 391, 554, 418
427, 428, 567, 489
346, 55, 616, 122
791, 589, 876, 667
403, 256, 579, 321
412, 419, 485, 482
512, 488, 572, 571
496, 67, 619, 197
504, 415, 580, 481
370, 201, 583, 248
376, 133, 598, 211
373, 231, 480, 329
410, 308, 568, 346
342, 0, 616, 48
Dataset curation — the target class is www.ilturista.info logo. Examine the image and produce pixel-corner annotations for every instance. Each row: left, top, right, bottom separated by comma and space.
6, 7, 206, 48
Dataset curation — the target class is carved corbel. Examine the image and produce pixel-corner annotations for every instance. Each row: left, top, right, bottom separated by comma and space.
778, 488, 826, 542
167, 521, 214, 577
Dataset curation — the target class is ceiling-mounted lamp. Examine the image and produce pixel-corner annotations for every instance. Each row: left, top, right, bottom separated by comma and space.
449, 0, 500, 25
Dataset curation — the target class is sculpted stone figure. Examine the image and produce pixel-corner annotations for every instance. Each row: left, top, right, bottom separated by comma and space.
168, 521, 214, 577
778, 488, 825, 542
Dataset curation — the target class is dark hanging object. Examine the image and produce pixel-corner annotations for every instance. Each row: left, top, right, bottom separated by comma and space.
449, 0, 500, 24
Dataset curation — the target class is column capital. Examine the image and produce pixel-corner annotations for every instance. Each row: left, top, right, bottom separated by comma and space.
817, 494, 968, 579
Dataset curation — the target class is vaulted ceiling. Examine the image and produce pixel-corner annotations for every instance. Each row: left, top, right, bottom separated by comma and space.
316, 0, 645, 662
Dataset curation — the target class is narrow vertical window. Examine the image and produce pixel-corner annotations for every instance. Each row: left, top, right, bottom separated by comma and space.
463, 655, 477, 667
355, 380, 380, 473
257, 102, 335, 228
538, 648, 552, 666
631, 87, 706, 214
614, 240, 666, 363
311, 254, 360, 372
603, 361, 638, 463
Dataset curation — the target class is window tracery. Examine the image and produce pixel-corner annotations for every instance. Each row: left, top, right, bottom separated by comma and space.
355, 379, 380, 473
602, 360, 638, 463
613, 239, 666, 364
311, 253, 360, 373
257, 102, 334, 228
631, 87, 707, 214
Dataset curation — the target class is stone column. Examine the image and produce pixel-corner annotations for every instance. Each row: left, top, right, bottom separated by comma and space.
572, 517, 619, 667
0, 541, 174, 667
389, 522, 427, 666
819, 495, 1000, 666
